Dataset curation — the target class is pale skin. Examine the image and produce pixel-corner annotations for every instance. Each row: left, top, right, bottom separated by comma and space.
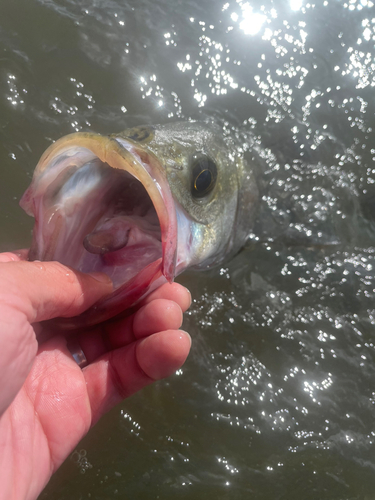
0, 251, 192, 500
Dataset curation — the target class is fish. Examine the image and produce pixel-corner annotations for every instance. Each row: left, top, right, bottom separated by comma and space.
20, 122, 259, 327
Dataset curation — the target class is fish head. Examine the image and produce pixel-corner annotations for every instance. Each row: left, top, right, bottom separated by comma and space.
20, 122, 258, 327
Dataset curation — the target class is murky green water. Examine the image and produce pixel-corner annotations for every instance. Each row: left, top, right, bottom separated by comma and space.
2, 0, 375, 498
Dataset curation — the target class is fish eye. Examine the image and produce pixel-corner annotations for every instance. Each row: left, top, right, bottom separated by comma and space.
191, 153, 218, 198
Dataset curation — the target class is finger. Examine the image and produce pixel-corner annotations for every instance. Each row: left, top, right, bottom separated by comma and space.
132, 299, 183, 338
84, 329, 191, 424
0, 249, 28, 263
0, 261, 113, 323
106, 298, 184, 347
140, 282, 191, 312
77, 299, 184, 362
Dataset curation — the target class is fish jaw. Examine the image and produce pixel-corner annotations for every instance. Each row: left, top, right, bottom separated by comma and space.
20, 133, 180, 327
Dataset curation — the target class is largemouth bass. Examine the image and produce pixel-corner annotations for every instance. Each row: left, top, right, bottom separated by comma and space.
20, 122, 259, 326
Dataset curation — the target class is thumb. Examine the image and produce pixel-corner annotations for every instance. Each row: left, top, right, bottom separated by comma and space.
0, 261, 113, 323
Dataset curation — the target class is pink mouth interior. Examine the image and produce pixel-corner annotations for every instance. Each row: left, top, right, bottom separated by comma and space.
21, 145, 175, 324
46, 167, 161, 289
66, 168, 162, 289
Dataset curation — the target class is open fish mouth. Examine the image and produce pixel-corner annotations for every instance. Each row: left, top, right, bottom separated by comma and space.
20, 132, 178, 326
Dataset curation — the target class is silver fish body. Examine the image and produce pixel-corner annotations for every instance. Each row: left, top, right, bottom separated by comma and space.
20, 122, 259, 326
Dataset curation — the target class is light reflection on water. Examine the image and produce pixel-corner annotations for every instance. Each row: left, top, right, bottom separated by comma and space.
1, 0, 375, 498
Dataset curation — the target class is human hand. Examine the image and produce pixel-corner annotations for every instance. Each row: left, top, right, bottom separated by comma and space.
0, 251, 191, 500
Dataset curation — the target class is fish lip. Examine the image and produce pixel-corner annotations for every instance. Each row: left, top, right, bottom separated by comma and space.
20, 132, 178, 326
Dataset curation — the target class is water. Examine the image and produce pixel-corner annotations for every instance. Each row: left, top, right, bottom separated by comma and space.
1, 0, 375, 498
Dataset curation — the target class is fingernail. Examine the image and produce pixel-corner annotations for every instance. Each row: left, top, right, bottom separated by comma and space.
182, 286, 192, 307
88, 272, 113, 285
180, 330, 192, 347
13, 249, 28, 260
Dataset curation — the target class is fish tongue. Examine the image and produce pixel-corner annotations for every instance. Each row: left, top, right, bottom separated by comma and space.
83, 218, 131, 255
